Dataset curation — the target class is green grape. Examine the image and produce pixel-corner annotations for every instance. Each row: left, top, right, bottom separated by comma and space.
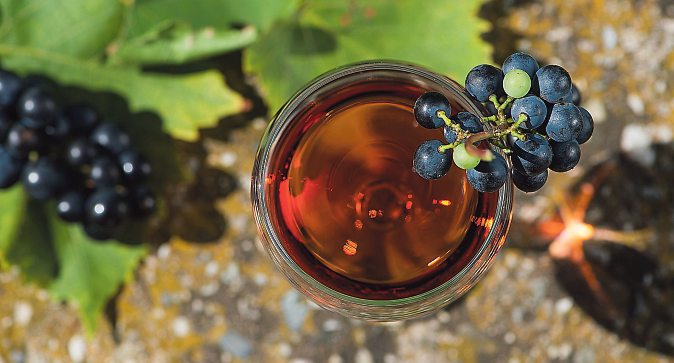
503, 69, 531, 98
452, 143, 480, 170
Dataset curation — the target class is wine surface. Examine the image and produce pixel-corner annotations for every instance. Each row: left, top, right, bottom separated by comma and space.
266, 79, 498, 299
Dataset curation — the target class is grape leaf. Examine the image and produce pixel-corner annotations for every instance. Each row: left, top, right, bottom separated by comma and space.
126, 0, 300, 38
48, 215, 147, 335
4, 200, 59, 286
0, 187, 26, 262
0, 45, 245, 141
109, 22, 257, 66
244, 0, 492, 113
0, 0, 125, 58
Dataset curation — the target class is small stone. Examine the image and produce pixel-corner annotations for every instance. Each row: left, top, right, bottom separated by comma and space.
355, 348, 374, 363
327, 354, 344, 363
219, 151, 237, 167
555, 297, 574, 315
205, 261, 219, 277
281, 290, 309, 332
278, 343, 292, 358
68, 335, 86, 363
322, 319, 342, 332
172, 316, 191, 337
626, 93, 645, 115
157, 244, 171, 259
13, 302, 32, 326
200, 282, 219, 297
219, 332, 252, 358
504, 332, 516, 344
602, 26, 618, 49
192, 299, 204, 312
253, 273, 268, 286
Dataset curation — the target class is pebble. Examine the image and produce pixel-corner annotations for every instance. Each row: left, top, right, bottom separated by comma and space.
354, 348, 374, 363
281, 290, 309, 332
626, 93, 645, 115
172, 316, 191, 337
322, 319, 342, 332
68, 335, 86, 363
219, 151, 238, 168
555, 297, 574, 315
199, 282, 219, 297
219, 332, 252, 358
278, 343, 292, 358
13, 302, 32, 326
327, 354, 343, 363
504, 332, 516, 344
205, 261, 219, 277
602, 26, 618, 49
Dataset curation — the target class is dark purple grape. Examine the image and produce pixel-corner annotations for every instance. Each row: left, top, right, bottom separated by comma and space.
118, 150, 151, 183
535, 65, 572, 103
466, 153, 508, 193
16, 86, 57, 128
546, 103, 582, 142
21, 157, 69, 200
510, 133, 553, 176
63, 104, 99, 135
444, 112, 484, 143
0, 70, 22, 109
443, 126, 458, 143
6, 123, 45, 158
44, 113, 72, 140
562, 84, 581, 106
85, 188, 128, 227
511, 96, 547, 129
465, 64, 504, 102
502, 52, 539, 79
66, 138, 99, 167
90, 122, 131, 155
128, 185, 157, 217
83, 222, 115, 241
56, 190, 86, 223
0, 111, 13, 141
89, 156, 121, 187
413, 140, 452, 180
576, 107, 594, 144
0, 146, 23, 188
549, 140, 581, 172
512, 169, 548, 193
413, 92, 451, 129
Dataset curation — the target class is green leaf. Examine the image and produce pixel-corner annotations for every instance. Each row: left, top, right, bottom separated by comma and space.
0, 186, 24, 257
0, 189, 58, 285
48, 217, 147, 335
0, 0, 125, 58
126, 0, 300, 38
110, 22, 257, 66
4, 199, 58, 286
244, 0, 492, 113
0, 45, 245, 141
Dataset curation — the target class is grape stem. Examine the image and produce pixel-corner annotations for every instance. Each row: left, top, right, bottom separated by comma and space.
434, 94, 528, 161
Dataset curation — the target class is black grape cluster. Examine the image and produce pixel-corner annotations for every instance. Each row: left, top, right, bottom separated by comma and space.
0, 69, 156, 241
413, 52, 594, 193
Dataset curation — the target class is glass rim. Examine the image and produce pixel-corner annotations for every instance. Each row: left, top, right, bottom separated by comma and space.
252, 61, 513, 319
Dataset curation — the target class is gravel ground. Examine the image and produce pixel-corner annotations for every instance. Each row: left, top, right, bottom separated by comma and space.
2, 0, 674, 362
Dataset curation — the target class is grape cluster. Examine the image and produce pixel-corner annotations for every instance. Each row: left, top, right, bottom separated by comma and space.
413, 52, 594, 193
0, 69, 156, 240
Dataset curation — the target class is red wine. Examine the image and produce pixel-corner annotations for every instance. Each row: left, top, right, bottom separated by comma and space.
264, 78, 499, 300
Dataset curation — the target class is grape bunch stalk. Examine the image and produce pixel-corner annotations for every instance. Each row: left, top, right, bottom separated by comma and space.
0, 69, 156, 241
413, 52, 594, 193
